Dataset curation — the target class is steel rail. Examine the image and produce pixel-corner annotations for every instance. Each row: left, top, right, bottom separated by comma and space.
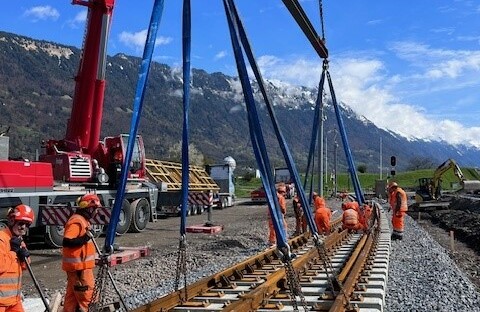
130, 210, 387, 312
131, 218, 341, 312
330, 205, 381, 311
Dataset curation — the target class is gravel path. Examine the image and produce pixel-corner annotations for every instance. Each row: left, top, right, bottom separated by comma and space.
22, 199, 480, 311
385, 206, 480, 311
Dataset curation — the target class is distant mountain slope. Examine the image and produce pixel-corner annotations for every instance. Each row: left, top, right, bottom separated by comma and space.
0, 31, 479, 173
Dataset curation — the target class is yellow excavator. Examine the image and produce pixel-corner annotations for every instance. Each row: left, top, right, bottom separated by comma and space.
415, 158, 480, 203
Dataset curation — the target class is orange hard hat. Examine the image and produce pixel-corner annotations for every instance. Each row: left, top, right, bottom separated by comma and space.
8, 204, 35, 224
77, 193, 101, 209
342, 201, 359, 211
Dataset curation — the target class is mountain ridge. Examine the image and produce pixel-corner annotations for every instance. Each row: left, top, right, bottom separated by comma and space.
0, 30, 479, 174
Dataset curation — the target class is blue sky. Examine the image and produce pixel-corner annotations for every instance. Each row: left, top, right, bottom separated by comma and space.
2, 1, 480, 148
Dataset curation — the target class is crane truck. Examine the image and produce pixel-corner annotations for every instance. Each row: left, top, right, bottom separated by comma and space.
0, 0, 219, 247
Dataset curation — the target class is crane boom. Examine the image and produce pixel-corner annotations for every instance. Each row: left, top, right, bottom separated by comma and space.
66, 0, 114, 155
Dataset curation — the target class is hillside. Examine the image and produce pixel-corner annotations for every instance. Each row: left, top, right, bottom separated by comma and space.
1, 31, 479, 173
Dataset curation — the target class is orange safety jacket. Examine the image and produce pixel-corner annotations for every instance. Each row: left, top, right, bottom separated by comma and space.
342, 208, 359, 228
313, 196, 326, 212
0, 228, 24, 306
391, 188, 408, 213
62, 214, 95, 272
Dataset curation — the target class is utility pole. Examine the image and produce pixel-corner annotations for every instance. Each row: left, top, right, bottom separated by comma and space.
318, 91, 327, 197
380, 136, 383, 179
334, 138, 338, 196
325, 133, 328, 196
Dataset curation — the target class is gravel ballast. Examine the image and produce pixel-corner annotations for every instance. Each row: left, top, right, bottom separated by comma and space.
22, 200, 480, 311
384, 207, 480, 311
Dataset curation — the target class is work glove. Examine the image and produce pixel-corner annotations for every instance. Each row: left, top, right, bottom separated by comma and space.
16, 247, 30, 263
77, 233, 92, 245
10, 236, 22, 252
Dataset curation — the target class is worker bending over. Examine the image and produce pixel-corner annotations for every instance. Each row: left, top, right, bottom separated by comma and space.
268, 184, 288, 246
313, 192, 332, 235
292, 194, 307, 236
341, 201, 363, 232
0, 205, 33, 312
62, 193, 100, 312
388, 182, 408, 240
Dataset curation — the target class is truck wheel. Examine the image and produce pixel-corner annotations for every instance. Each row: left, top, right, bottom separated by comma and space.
128, 198, 151, 233
45, 225, 64, 248
197, 205, 204, 215
190, 205, 197, 216
115, 199, 132, 235
91, 224, 103, 238
45, 223, 102, 249
222, 197, 229, 209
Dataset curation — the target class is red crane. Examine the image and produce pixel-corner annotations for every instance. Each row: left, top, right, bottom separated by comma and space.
40, 0, 145, 183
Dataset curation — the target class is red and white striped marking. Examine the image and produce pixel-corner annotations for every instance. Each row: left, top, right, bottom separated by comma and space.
187, 192, 210, 206
41, 206, 111, 225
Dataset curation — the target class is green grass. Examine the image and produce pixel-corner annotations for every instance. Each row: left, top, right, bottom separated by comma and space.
234, 167, 480, 197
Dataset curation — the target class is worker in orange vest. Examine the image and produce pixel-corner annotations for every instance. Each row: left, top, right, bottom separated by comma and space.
341, 201, 363, 232
362, 203, 373, 230
62, 193, 100, 312
268, 184, 288, 246
388, 182, 408, 240
292, 194, 307, 236
0, 205, 34, 312
313, 192, 332, 235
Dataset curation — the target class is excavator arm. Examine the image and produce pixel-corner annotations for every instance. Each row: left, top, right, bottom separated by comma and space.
432, 159, 465, 198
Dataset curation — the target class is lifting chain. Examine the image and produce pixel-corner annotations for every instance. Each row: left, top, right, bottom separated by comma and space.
88, 257, 109, 312
280, 246, 309, 311
313, 236, 350, 304
318, 0, 326, 43
174, 234, 188, 301
88, 239, 128, 312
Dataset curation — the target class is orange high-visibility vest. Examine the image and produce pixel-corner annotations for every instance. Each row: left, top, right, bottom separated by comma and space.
62, 214, 95, 272
391, 188, 408, 213
314, 196, 326, 212
343, 209, 359, 228
0, 228, 22, 306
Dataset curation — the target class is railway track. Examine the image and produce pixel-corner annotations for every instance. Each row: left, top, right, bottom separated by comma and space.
131, 202, 390, 312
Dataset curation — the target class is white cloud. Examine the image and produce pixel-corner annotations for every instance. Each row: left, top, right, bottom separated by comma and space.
367, 19, 383, 26
66, 10, 87, 29
119, 29, 172, 51
24, 6, 59, 22
390, 41, 480, 80
214, 50, 227, 60
254, 47, 480, 148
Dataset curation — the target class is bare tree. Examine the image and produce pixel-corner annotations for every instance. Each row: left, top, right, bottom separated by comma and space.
167, 141, 205, 166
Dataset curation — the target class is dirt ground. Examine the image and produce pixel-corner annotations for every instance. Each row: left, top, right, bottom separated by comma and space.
408, 197, 480, 290
22, 197, 480, 300
22, 200, 275, 298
